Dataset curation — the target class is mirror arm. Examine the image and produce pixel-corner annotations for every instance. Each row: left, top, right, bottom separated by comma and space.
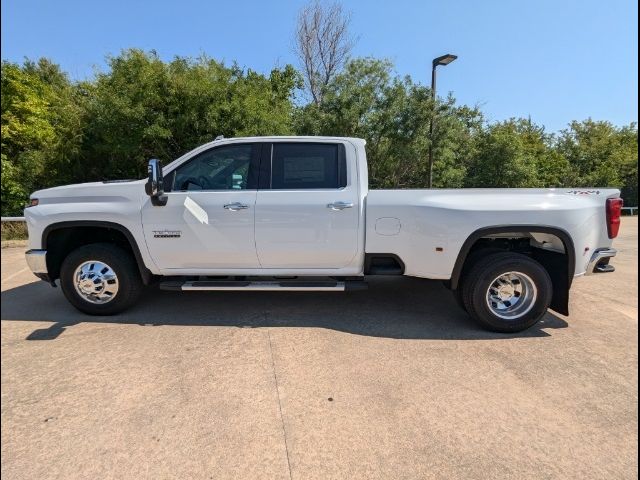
150, 194, 168, 206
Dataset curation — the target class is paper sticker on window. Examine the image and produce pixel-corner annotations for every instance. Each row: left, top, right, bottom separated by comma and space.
283, 157, 326, 183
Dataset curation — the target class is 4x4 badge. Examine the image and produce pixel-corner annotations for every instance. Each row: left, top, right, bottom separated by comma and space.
566, 190, 600, 195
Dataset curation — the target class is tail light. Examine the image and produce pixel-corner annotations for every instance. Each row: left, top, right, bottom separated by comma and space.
606, 198, 623, 238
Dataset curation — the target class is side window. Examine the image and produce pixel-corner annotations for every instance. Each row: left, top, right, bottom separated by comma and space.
271, 143, 347, 190
172, 144, 257, 191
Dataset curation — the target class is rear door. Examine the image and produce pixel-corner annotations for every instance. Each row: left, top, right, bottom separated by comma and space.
254, 141, 360, 268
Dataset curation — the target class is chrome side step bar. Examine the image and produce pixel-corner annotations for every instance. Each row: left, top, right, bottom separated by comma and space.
181, 281, 345, 291
159, 279, 367, 292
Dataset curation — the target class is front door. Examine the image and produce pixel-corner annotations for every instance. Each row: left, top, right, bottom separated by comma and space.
141, 143, 261, 270
255, 142, 360, 268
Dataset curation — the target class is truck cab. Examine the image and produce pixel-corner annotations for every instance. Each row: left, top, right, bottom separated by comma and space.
143, 137, 367, 275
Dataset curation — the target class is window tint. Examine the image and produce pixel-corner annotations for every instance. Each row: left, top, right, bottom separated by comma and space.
173, 144, 255, 191
271, 143, 346, 189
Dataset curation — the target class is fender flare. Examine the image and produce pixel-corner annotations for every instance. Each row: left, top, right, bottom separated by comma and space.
449, 225, 576, 291
42, 220, 153, 284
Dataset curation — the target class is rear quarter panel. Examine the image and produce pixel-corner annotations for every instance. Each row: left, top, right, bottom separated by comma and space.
365, 188, 620, 279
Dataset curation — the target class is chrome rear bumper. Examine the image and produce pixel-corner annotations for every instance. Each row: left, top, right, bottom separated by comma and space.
585, 248, 616, 275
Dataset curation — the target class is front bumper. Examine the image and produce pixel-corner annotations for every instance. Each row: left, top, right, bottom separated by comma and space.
585, 248, 617, 275
25, 249, 51, 282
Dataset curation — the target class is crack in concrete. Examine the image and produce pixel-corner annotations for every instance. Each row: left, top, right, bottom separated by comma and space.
267, 325, 293, 480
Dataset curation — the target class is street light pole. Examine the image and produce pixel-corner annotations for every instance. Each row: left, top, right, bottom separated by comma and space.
428, 54, 457, 188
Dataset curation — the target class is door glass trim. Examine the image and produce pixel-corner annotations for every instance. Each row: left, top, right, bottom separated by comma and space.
270, 143, 273, 190
257, 143, 271, 190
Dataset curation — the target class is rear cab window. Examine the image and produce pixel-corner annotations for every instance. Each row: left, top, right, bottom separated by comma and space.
270, 143, 347, 190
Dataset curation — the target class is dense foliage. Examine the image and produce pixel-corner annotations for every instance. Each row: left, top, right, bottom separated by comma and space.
1, 50, 637, 215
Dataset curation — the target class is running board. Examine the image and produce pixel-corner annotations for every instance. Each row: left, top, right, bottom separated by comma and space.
159, 279, 367, 292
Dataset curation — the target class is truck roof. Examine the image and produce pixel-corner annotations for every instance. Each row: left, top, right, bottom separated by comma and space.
211, 135, 366, 144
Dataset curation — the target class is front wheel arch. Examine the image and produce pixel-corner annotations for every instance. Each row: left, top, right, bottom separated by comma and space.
42, 221, 153, 285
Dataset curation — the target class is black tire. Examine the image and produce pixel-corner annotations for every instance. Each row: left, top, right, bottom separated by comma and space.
60, 243, 142, 315
452, 286, 467, 312
450, 247, 503, 314
460, 251, 552, 333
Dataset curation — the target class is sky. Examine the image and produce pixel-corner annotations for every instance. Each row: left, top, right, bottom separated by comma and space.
2, 0, 637, 133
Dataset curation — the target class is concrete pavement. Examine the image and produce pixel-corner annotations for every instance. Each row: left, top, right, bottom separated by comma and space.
1, 218, 637, 479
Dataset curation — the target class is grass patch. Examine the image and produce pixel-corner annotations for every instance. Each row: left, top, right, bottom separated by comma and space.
1, 221, 28, 241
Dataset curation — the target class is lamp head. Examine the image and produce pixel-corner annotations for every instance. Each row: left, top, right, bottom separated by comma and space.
432, 54, 457, 67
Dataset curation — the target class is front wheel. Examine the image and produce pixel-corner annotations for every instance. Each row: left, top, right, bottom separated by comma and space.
60, 243, 142, 315
460, 252, 552, 333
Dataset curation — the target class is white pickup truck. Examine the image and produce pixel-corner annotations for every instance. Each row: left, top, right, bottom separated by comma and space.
24, 136, 623, 332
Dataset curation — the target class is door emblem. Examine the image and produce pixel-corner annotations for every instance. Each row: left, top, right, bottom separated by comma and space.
153, 230, 181, 238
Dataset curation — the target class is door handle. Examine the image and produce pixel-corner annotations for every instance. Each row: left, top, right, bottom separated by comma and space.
224, 202, 249, 211
327, 201, 354, 211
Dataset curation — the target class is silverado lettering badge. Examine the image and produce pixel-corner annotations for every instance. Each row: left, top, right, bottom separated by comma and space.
153, 230, 181, 238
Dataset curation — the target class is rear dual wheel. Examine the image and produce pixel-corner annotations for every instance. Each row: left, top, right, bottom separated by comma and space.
456, 252, 552, 333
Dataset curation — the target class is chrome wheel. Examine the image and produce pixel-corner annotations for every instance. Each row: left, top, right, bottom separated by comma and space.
485, 271, 537, 320
73, 260, 119, 304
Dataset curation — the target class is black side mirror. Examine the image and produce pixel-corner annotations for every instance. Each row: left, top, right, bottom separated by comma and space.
145, 159, 167, 206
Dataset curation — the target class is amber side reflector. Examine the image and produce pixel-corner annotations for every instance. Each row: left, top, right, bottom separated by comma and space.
28, 198, 39, 207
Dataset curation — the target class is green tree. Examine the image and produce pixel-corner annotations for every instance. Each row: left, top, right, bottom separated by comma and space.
1, 60, 83, 215
2, 50, 637, 217
81, 49, 300, 180
556, 119, 637, 204
467, 118, 569, 188
294, 57, 482, 189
